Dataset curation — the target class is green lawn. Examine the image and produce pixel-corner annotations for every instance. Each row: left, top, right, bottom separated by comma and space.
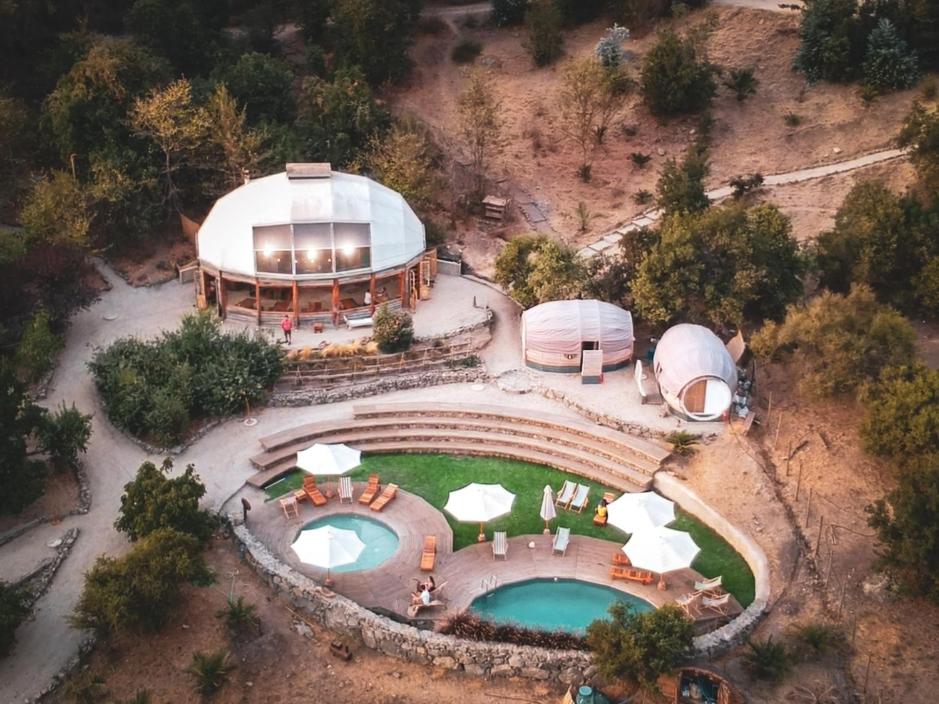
265, 453, 755, 606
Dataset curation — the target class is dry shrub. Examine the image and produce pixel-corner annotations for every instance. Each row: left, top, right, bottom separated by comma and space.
440, 612, 588, 650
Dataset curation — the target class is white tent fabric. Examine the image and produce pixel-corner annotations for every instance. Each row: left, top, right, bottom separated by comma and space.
291, 525, 365, 569
539, 485, 557, 528
198, 170, 425, 278
444, 483, 516, 523
521, 300, 633, 357
621, 526, 700, 574
652, 324, 737, 397
607, 492, 675, 534
296, 443, 362, 477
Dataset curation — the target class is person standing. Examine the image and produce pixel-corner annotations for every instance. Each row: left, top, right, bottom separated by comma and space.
281, 314, 292, 344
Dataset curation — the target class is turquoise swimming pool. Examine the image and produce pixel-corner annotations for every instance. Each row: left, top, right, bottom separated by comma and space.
300, 514, 399, 572
470, 578, 654, 632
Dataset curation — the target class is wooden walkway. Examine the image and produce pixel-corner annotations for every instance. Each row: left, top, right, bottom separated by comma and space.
240, 485, 741, 629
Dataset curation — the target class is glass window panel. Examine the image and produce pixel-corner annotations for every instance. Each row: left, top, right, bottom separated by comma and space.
335, 246, 370, 272
253, 224, 291, 251
333, 223, 370, 248
255, 250, 293, 274
296, 247, 334, 274
294, 223, 332, 249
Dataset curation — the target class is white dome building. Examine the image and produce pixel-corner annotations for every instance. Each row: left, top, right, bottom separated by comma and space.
196, 163, 429, 326
653, 324, 737, 421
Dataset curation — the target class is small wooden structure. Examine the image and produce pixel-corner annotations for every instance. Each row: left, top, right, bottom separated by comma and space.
581, 349, 604, 384
482, 195, 509, 223
658, 667, 745, 704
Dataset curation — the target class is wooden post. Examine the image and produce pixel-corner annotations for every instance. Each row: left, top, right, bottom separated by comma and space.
255, 280, 261, 325
331, 279, 340, 325
218, 273, 228, 319
369, 274, 377, 315
805, 488, 813, 524
815, 515, 824, 556
292, 280, 299, 325
795, 460, 803, 500
773, 411, 783, 449
399, 270, 407, 310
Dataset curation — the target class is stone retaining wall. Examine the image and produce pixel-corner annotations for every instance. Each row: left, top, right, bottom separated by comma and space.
232, 523, 593, 683
654, 472, 771, 658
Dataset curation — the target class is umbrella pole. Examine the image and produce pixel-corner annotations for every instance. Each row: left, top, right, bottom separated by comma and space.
657, 573, 667, 591
477, 523, 486, 543
543, 520, 550, 535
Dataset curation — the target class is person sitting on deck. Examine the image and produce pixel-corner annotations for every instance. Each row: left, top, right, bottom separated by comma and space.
414, 575, 436, 594
411, 585, 432, 606
593, 498, 609, 526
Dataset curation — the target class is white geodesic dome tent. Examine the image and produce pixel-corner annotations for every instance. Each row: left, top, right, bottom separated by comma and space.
653, 324, 737, 421
521, 299, 634, 373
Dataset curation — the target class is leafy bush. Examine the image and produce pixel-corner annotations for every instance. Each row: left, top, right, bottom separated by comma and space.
186, 649, 234, 696
71, 528, 212, 636
723, 67, 759, 101
859, 365, 939, 463
863, 19, 918, 92
640, 29, 718, 117
451, 39, 483, 64
37, 402, 92, 470
14, 308, 61, 384
115, 458, 217, 543
495, 234, 586, 308
743, 637, 792, 681
0, 581, 29, 657
524, 0, 564, 67
630, 152, 652, 169
596, 24, 630, 69
492, 0, 529, 26
0, 362, 48, 515
783, 110, 803, 127
898, 102, 939, 194
794, 0, 863, 83
788, 622, 848, 659
373, 304, 414, 353
666, 431, 699, 456
751, 285, 917, 397
729, 173, 764, 198
217, 596, 261, 637
440, 611, 588, 650
366, 120, 438, 210
64, 672, 109, 704
586, 603, 693, 691
214, 51, 294, 124
656, 144, 710, 216
89, 313, 282, 446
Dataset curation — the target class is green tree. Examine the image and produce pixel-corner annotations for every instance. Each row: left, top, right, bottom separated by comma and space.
37, 403, 92, 470
492, 0, 528, 26
0, 362, 47, 515
297, 0, 334, 43
295, 67, 390, 167
215, 52, 294, 124
898, 103, 939, 197
366, 120, 437, 210
373, 304, 414, 353
494, 234, 586, 308
751, 285, 917, 397
203, 84, 266, 195
86, 148, 164, 246
20, 171, 92, 251
859, 365, 939, 463
14, 309, 62, 384
640, 29, 717, 117
794, 0, 863, 83
524, 0, 564, 67
71, 528, 212, 635
0, 93, 32, 211
656, 145, 710, 216
331, 0, 420, 84
867, 460, 939, 602
457, 68, 505, 196
632, 203, 804, 326
586, 602, 694, 692
863, 18, 919, 92
126, 0, 220, 75
915, 256, 939, 313
0, 581, 29, 657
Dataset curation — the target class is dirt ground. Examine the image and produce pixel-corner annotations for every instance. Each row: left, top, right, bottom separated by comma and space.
0, 470, 79, 536
390, 8, 925, 276
48, 538, 567, 704
107, 234, 196, 288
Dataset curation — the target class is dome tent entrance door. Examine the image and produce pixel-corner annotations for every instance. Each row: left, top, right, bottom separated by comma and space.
684, 378, 732, 416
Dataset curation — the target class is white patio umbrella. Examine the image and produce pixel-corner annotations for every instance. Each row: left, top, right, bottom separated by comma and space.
539, 485, 556, 535
444, 483, 516, 543
296, 443, 361, 494
622, 526, 700, 590
607, 492, 675, 535
291, 525, 365, 586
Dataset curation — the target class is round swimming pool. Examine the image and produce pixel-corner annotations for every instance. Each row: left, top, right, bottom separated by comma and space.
300, 514, 399, 572
470, 578, 654, 632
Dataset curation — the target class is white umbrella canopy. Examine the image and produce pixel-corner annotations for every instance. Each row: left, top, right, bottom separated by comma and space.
607, 492, 675, 535
444, 483, 516, 542
539, 485, 557, 534
621, 526, 700, 574
296, 443, 362, 476
291, 525, 365, 585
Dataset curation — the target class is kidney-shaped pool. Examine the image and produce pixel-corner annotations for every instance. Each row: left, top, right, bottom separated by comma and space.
470, 578, 654, 633
299, 514, 400, 572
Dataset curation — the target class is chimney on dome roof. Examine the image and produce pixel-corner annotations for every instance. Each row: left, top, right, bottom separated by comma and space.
286, 163, 332, 180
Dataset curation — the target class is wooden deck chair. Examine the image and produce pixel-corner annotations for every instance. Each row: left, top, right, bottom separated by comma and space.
694, 575, 723, 596
555, 480, 576, 508
420, 535, 436, 572
370, 483, 398, 512
611, 552, 632, 566
570, 484, 590, 513
675, 592, 701, 618
338, 476, 354, 504
279, 495, 300, 519
302, 475, 327, 506
553, 527, 571, 556
702, 593, 732, 616
358, 473, 380, 505
492, 531, 507, 560
609, 566, 655, 584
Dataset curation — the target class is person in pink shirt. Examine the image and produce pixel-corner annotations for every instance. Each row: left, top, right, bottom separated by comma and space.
280, 314, 292, 344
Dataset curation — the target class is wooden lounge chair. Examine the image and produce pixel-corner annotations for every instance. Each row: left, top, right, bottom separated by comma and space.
302, 476, 328, 507
553, 527, 571, 556
702, 593, 732, 616
611, 552, 632, 566
370, 483, 398, 512
675, 592, 701, 618
338, 476, 354, 504
555, 480, 576, 508
492, 531, 507, 560
609, 566, 654, 584
694, 575, 723, 596
279, 495, 300, 519
602, 491, 617, 504
420, 535, 436, 572
358, 474, 380, 505
570, 484, 590, 513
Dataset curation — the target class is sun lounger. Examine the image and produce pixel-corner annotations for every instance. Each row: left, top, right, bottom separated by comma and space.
420, 535, 436, 572
608, 566, 654, 584
407, 600, 446, 618
302, 476, 327, 507
702, 593, 732, 616
570, 484, 590, 513
553, 527, 571, 556
611, 552, 631, 566
338, 476, 353, 504
344, 313, 373, 328
370, 483, 398, 512
675, 592, 701, 618
358, 474, 380, 505
279, 495, 300, 519
492, 531, 507, 560
694, 575, 723, 596
555, 480, 576, 508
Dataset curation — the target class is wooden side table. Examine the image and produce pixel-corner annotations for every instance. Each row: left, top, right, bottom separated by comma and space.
313, 322, 324, 333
